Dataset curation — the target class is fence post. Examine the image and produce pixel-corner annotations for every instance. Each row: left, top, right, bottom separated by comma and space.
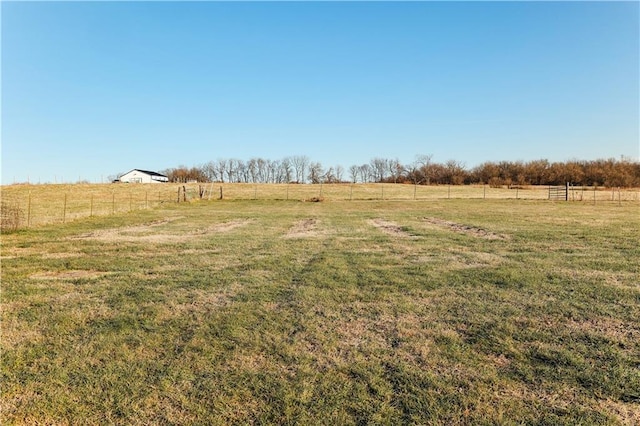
219, 186, 223, 200
618, 188, 621, 206
63, 193, 67, 223
27, 191, 32, 227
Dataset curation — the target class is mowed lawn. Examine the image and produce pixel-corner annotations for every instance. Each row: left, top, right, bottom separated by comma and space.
2, 199, 639, 424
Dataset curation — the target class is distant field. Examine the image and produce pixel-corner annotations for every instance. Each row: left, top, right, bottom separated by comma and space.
2, 182, 639, 229
1, 198, 639, 424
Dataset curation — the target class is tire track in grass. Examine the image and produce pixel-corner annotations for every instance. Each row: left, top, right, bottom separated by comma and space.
368, 219, 416, 238
422, 217, 510, 240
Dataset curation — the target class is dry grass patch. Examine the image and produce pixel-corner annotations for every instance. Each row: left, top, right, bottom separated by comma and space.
285, 218, 322, 238
41, 252, 85, 259
422, 217, 509, 240
598, 399, 640, 425
564, 317, 640, 345
206, 219, 253, 233
30, 270, 110, 280
155, 285, 242, 322
1, 247, 39, 259
447, 249, 506, 269
559, 268, 639, 289
368, 218, 415, 238
70, 218, 252, 243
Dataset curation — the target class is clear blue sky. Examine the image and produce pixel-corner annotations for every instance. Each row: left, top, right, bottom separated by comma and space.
2, 1, 638, 184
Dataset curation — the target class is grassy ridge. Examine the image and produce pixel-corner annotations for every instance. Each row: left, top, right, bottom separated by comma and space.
2, 200, 639, 424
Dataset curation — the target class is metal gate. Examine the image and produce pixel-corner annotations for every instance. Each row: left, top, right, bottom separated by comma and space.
548, 183, 569, 201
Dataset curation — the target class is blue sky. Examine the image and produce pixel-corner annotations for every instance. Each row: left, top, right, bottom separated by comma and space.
2, 1, 638, 184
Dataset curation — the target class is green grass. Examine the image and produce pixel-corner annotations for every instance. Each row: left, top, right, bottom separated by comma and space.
2, 199, 639, 424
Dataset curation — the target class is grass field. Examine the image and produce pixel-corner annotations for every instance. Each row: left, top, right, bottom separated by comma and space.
1, 197, 639, 424
2, 182, 638, 229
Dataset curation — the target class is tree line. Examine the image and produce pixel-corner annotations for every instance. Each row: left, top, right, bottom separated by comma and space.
160, 156, 640, 187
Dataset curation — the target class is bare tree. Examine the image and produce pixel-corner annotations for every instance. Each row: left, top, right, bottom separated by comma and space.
445, 159, 467, 185
335, 165, 344, 183
202, 161, 218, 182
267, 159, 280, 183
215, 159, 227, 183
370, 158, 387, 182
359, 164, 372, 183
308, 162, 324, 184
415, 154, 434, 185
292, 155, 309, 183
280, 157, 293, 183
387, 158, 403, 183
225, 159, 236, 183
349, 165, 359, 183
236, 159, 247, 183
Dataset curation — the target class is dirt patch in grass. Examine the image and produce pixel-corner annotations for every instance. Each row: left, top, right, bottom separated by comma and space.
369, 218, 415, 238
423, 217, 509, 240
70, 219, 252, 243
285, 218, 320, 238
30, 270, 110, 280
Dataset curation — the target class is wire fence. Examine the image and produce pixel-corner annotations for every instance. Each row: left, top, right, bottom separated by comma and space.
2, 183, 639, 230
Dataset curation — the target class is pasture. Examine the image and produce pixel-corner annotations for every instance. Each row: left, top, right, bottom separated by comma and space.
1, 195, 639, 424
2, 182, 638, 229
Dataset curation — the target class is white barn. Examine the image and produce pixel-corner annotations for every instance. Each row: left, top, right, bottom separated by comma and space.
118, 169, 168, 184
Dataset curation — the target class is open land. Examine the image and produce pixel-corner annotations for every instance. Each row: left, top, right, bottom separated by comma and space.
1, 194, 639, 424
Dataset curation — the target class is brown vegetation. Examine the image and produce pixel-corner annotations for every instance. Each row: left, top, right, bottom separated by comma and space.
159, 156, 640, 187
1, 202, 24, 233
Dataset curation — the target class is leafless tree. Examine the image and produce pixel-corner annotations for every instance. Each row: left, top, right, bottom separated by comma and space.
292, 155, 309, 183
370, 158, 387, 182
415, 154, 434, 185
335, 165, 345, 183
359, 164, 372, 183
280, 157, 293, 183
308, 162, 324, 184
349, 165, 359, 183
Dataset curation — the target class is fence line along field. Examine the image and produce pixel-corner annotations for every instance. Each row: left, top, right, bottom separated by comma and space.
1, 198, 638, 424
2, 182, 639, 229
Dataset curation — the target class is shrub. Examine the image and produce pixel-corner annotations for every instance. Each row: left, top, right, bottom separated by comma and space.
1, 202, 24, 232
